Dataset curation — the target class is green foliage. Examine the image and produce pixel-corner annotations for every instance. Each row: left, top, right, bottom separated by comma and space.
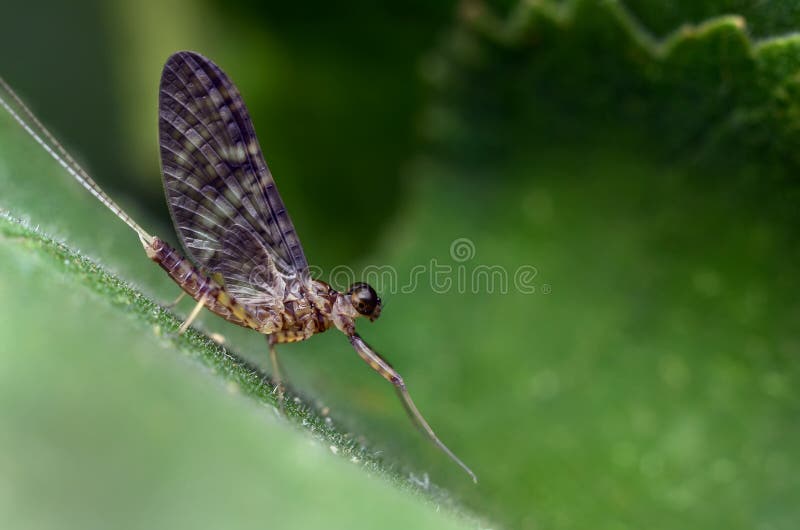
396, 1, 800, 528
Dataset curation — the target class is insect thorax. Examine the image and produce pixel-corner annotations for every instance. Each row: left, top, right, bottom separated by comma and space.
250, 278, 337, 337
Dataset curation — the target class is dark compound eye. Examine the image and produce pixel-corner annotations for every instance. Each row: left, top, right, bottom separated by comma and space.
347, 282, 379, 317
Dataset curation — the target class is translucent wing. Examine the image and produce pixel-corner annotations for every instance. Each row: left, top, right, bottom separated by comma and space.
158, 51, 307, 303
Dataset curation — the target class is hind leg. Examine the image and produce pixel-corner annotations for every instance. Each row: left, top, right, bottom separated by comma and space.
178, 294, 208, 334
167, 291, 186, 308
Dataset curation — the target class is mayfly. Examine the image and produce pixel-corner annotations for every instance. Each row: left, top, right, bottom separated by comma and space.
0, 51, 476, 482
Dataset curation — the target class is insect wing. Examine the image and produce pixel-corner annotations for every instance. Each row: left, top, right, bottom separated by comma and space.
158, 51, 308, 301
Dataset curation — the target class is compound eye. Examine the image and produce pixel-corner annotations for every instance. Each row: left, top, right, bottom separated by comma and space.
348, 283, 378, 316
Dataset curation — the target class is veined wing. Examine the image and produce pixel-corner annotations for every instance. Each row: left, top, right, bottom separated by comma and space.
158, 51, 308, 303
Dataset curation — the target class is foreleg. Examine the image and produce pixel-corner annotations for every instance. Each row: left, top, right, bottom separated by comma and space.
348, 333, 477, 483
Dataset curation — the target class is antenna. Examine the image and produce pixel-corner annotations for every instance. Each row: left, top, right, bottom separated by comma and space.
0, 76, 153, 246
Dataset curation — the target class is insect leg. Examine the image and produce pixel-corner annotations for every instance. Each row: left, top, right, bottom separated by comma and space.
178, 294, 208, 335
348, 333, 477, 483
167, 291, 187, 308
267, 335, 286, 411
266, 329, 316, 411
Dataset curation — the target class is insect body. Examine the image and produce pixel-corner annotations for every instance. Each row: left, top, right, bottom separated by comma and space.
0, 51, 476, 482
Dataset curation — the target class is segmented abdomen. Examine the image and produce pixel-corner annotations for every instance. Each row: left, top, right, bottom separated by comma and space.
146, 237, 259, 330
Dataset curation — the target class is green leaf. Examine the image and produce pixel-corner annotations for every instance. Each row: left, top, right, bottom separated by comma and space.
0, 106, 480, 529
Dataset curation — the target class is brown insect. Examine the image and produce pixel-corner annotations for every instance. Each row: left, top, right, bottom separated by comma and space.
0, 51, 476, 482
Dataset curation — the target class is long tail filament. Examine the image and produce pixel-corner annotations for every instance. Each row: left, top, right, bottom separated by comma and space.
0, 76, 153, 245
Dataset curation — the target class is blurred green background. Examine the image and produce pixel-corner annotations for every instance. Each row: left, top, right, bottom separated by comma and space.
1, 1, 799, 529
